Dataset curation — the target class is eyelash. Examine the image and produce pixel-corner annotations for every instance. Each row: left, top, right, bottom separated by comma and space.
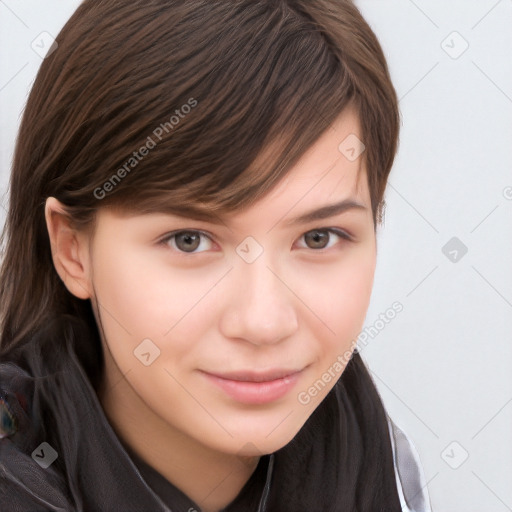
158, 227, 353, 255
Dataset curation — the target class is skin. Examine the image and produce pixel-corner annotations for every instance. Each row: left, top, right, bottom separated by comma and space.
45, 105, 377, 512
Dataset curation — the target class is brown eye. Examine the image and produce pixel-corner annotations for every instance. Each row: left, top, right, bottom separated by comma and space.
300, 228, 352, 250
304, 230, 329, 249
160, 230, 213, 253
175, 232, 201, 252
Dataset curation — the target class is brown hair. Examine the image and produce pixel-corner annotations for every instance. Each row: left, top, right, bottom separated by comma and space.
0, 0, 399, 354
0, 1, 402, 509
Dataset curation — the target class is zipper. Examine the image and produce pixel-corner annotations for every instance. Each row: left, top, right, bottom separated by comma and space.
256, 453, 274, 512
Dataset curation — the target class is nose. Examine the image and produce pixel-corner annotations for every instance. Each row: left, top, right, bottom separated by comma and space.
219, 254, 299, 346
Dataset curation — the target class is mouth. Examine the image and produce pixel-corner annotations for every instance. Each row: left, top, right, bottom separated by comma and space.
199, 368, 305, 405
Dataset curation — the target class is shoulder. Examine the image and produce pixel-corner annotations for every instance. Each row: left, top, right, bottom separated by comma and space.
0, 432, 74, 511
386, 415, 433, 512
0, 363, 74, 511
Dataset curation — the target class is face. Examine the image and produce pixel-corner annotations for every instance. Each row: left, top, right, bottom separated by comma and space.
81, 106, 376, 456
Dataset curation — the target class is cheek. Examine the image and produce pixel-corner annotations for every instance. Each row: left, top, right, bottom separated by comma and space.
295, 249, 375, 352
91, 246, 220, 365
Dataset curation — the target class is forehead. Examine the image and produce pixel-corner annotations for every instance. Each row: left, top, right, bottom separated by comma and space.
231, 105, 369, 214
212, 104, 368, 221
99, 105, 369, 228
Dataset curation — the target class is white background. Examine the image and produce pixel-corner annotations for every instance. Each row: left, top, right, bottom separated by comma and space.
1, 1, 511, 510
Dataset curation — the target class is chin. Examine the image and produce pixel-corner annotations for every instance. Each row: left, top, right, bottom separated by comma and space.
201, 413, 308, 457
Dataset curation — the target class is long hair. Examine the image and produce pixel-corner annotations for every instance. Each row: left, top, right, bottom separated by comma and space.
0, 0, 402, 509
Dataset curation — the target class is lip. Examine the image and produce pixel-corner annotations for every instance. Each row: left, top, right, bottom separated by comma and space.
200, 368, 303, 405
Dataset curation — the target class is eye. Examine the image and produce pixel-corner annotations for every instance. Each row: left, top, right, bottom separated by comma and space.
296, 228, 352, 251
159, 230, 214, 254
158, 227, 353, 255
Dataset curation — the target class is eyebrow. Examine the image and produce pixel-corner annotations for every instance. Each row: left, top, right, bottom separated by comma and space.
283, 198, 367, 226
150, 198, 367, 226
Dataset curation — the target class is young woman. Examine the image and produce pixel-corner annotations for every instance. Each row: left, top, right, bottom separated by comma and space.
0, 1, 432, 510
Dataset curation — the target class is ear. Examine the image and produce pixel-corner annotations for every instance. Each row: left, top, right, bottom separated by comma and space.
44, 196, 92, 300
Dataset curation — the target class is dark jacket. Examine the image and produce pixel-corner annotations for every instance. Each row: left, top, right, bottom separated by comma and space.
0, 328, 431, 512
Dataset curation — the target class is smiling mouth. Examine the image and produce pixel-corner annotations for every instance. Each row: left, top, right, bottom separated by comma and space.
205, 368, 303, 382
200, 368, 305, 404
